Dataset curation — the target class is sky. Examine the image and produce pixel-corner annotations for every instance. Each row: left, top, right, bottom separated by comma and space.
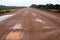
0, 0, 60, 6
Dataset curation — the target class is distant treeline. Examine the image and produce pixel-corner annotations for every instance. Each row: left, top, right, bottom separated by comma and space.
30, 4, 60, 12
0, 5, 26, 10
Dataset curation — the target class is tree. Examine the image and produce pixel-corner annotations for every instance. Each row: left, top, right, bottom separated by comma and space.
54, 4, 60, 9
46, 3, 54, 9
30, 4, 37, 8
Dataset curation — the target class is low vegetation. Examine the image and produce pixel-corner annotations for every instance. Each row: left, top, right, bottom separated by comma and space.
0, 5, 26, 14
0, 10, 10, 14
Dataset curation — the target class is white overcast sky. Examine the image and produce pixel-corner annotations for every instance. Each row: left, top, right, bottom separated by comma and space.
0, 0, 60, 6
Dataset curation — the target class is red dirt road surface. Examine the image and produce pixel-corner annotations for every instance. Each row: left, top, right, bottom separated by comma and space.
0, 8, 60, 40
